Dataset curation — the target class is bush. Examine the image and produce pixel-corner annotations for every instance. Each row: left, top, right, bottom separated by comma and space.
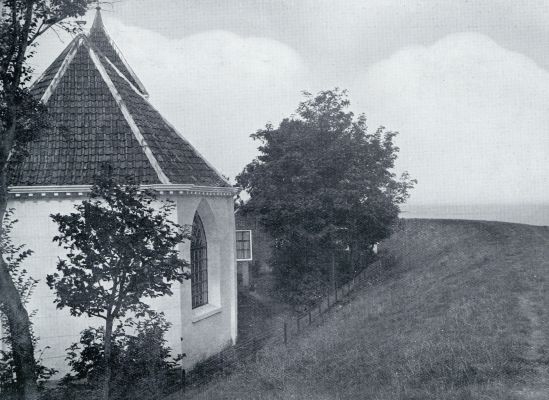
270, 241, 329, 306
271, 241, 375, 307
55, 312, 183, 400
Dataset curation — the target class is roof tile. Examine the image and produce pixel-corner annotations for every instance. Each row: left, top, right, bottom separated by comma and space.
9, 11, 228, 188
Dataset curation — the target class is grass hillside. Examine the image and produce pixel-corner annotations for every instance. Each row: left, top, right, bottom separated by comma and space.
180, 219, 549, 399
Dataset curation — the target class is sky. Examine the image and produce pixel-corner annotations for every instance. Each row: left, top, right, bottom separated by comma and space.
29, 0, 549, 206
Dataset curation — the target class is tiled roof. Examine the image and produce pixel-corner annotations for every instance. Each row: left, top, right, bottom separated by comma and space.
29, 38, 77, 100
88, 9, 148, 96
9, 10, 228, 188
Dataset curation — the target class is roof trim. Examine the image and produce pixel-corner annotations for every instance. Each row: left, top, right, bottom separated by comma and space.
87, 44, 171, 184
40, 36, 83, 104
102, 55, 147, 99
8, 184, 238, 197
90, 8, 149, 97
105, 36, 149, 97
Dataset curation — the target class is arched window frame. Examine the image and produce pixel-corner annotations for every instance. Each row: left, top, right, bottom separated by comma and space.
191, 213, 208, 309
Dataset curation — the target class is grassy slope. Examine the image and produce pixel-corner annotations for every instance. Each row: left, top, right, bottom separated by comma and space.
182, 219, 549, 400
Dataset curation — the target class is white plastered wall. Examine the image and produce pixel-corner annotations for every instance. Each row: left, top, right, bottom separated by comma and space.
8, 197, 99, 375
174, 195, 237, 370
7, 191, 237, 376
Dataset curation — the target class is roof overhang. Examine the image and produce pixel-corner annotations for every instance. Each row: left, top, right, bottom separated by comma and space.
8, 184, 238, 199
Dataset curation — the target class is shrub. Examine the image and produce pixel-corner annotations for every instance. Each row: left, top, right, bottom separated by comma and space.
57, 312, 183, 400
271, 242, 375, 307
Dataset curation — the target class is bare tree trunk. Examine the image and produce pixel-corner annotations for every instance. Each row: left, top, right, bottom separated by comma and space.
103, 316, 114, 400
0, 262, 38, 400
0, 170, 38, 400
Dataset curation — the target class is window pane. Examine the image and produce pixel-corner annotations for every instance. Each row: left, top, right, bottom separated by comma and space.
236, 230, 252, 260
191, 214, 208, 309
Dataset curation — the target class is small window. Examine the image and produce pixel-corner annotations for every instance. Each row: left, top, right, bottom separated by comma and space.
236, 230, 252, 261
191, 213, 208, 309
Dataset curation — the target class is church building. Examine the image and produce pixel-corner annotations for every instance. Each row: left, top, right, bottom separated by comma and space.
3, 9, 238, 375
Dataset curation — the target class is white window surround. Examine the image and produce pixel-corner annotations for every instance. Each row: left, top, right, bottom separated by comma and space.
191, 213, 208, 309
187, 199, 222, 321
191, 303, 222, 323
236, 229, 253, 261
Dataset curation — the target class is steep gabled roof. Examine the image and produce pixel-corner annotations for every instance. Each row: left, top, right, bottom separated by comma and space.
10, 10, 229, 188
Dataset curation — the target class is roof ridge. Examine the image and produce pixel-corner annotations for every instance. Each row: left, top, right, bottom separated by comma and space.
89, 9, 149, 97
30, 34, 85, 102
95, 46, 230, 187
86, 43, 171, 184
90, 6, 104, 32
30, 33, 169, 184
101, 52, 147, 99
16, 10, 229, 188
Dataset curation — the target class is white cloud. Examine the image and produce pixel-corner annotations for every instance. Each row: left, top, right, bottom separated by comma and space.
103, 18, 309, 181
352, 32, 549, 204
28, 12, 549, 206
29, 12, 309, 181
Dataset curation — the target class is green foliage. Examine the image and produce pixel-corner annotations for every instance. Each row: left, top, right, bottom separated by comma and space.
47, 172, 190, 321
1, 88, 50, 169
58, 312, 183, 400
0, 210, 57, 392
0, 210, 35, 296
0, 2, 94, 395
47, 170, 190, 398
1, 0, 93, 166
0, 0, 92, 84
237, 89, 415, 304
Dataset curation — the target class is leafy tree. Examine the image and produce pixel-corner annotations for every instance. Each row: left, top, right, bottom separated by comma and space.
0, 1, 93, 397
0, 209, 57, 395
47, 173, 190, 400
59, 312, 183, 400
237, 89, 416, 304
0, 209, 35, 397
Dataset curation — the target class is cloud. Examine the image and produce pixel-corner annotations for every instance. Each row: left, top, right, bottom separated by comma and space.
352, 32, 549, 204
30, 12, 309, 181
104, 18, 309, 180
28, 11, 549, 206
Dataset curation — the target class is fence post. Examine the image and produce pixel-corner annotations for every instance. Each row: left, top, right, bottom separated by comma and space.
331, 250, 336, 291
308, 310, 312, 325
297, 316, 300, 332
335, 286, 338, 302
284, 321, 288, 345
320, 301, 325, 321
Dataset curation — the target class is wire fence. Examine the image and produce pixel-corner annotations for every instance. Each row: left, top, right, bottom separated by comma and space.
1, 258, 384, 399
165, 258, 384, 398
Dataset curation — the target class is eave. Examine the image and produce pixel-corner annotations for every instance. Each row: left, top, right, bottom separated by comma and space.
8, 184, 238, 199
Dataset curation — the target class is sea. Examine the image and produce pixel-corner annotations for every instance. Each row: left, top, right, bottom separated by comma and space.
400, 204, 549, 227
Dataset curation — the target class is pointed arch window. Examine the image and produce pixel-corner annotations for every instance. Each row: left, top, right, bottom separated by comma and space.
191, 213, 208, 309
